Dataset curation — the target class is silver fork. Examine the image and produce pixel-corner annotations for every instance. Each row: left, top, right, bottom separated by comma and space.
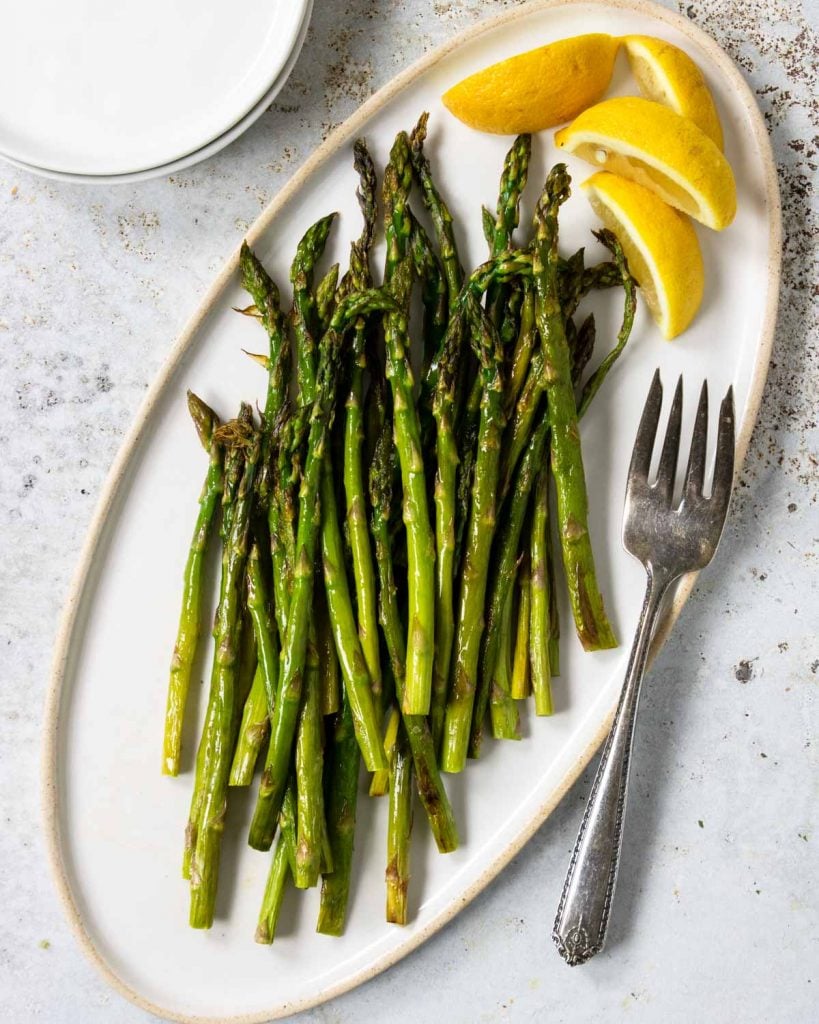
552, 370, 736, 967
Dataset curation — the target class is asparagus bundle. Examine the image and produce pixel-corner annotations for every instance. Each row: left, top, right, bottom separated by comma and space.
162, 116, 637, 937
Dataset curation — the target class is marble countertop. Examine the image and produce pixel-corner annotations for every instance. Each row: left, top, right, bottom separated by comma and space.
1, 1, 817, 1021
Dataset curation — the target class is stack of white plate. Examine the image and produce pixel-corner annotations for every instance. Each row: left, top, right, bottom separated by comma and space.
0, 0, 312, 183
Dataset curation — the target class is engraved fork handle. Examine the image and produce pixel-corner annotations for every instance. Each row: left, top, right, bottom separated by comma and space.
553, 566, 674, 966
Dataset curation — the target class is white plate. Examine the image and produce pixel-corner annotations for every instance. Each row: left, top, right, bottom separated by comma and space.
0, 0, 308, 176
43, 1, 780, 1021
0, 0, 312, 186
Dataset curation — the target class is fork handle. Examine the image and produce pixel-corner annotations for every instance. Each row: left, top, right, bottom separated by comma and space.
552, 567, 673, 966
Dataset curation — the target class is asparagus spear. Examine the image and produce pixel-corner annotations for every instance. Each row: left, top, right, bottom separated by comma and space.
317, 686, 360, 936
486, 134, 531, 328
489, 584, 521, 740
440, 298, 507, 773
249, 290, 393, 852
529, 463, 553, 716
510, 552, 531, 700
256, 783, 298, 944
189, 413, 261, 929
163, 392, 223, 776
291, 213, 338, 402
409, 213, 448, 380
571, 313, 596, 389
505, 285, 536, 418
577, 230, 637, 417
293, 640, 323, 888
238, 243, 295, 655
229, 542, 279, 785
255, 833, 290, 944
320, 460, 387, 773
409, 113, 463, 307
386, 729, 414, 925
532, 166, 616, 652
383, 131, 436, 717
183, 424, 247, 880
369, 389, 459, 852
429, 312, 462, 752
316, 587, 340, 716
343, 140, 383, 721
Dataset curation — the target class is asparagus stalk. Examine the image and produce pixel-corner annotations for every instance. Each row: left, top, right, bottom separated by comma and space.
548, 516, 561, 679
489, 584, 521, 740
505, 285, 536, 417
229, 665, 269, 786
369, 390, 459, 852
249, 290, 393, 852
229, 542, 279, 785
577, 230, 637, 417
293, 642, 323, 888
238, 244, 292, 634
255, 833, 290, 944
316, 587, 341, 716
256, 782, 298, 944
163, 392, 223, 776
429, 312, 462, 752
182, 427, 246, 880
510, 552, 531, 700
317, 687, 360, 936
409, 113, 463, 307
291, 213, 337, 401
383, 131, 436, 717
189, 414, 261, 928
386, 729, 414, 925
486, 134, 531, 327
440, 298, 507, 773
409, 213, 448, 380
571, 313, 596, 389
343, 140, 383, 721
532, 166, 616, 652
529, 463, 553, 716
320, 460, 388, 772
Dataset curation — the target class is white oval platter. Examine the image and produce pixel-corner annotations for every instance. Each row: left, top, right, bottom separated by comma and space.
43, 1, 780, 1021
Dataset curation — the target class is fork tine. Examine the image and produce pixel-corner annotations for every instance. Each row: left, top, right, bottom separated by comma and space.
627, 369, 663, 488
683, 380, 709, 498
656, 375, 683, 500
711, 385, 736, 509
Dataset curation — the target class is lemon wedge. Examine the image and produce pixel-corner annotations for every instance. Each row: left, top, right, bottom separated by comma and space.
582, 171, 704, 339
442, 34, 620, 134
555, 96, 736, 230
622, 35, 723, 148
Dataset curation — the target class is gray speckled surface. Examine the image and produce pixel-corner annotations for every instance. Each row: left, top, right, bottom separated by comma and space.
1, 1, 817, 1021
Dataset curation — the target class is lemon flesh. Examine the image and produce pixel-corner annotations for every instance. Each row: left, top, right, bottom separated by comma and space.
582, 171, 704, 339
555, 96, 736, 230
442, 34, 619, 134
622, 35, 723, 149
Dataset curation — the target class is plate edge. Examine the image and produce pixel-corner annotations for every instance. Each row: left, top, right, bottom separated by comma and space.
40, 0, 782, 1021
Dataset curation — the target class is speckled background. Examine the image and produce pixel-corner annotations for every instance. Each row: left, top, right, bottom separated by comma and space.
1, 1, 817, 1021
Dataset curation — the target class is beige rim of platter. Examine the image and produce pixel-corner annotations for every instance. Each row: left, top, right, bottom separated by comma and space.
42, 0, 781, 1020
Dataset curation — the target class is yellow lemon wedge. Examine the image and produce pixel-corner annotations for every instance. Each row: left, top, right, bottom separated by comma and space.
582, 171, 704, 339
555, 96, 736, 230
622, 35, 724, 148
442, 34, 620, 134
